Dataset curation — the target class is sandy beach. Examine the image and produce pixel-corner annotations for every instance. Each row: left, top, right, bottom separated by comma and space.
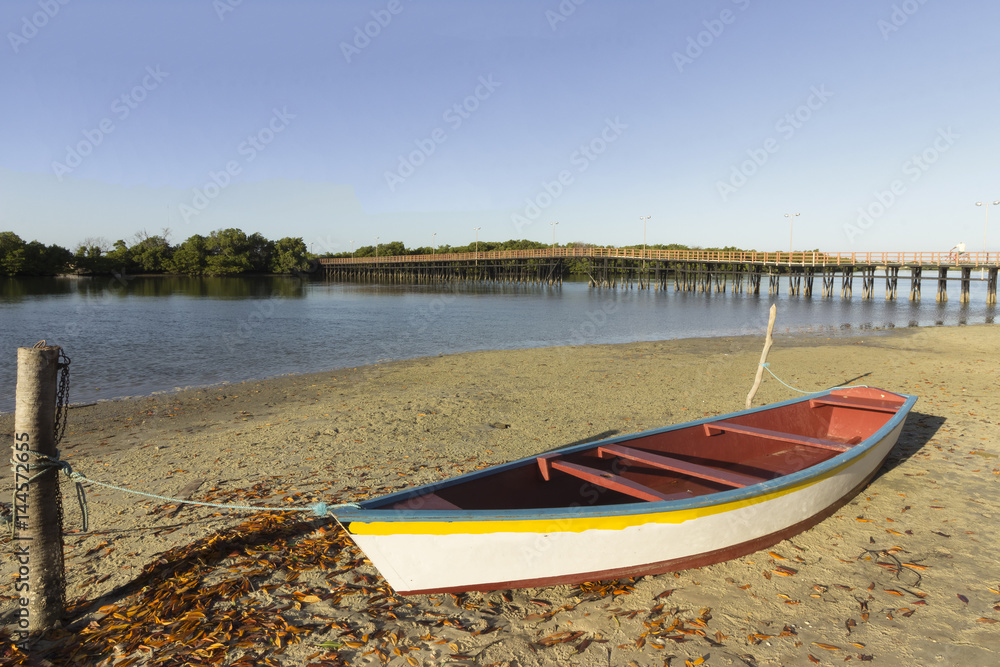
3, 324, 999, 666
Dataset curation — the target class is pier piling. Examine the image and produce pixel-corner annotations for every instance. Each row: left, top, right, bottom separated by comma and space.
910, 267, 922, 301
937, 267, 949, 302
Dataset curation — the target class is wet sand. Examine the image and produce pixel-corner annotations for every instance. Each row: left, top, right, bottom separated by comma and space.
2, 325, 999, 665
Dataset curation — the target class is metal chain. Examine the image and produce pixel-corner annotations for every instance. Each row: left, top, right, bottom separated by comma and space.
53, 472, 67, 613
52, 348, 70, 611
54, 350, 71, 445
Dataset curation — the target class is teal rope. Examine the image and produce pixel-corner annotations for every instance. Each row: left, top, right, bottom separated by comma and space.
10, 449, 90, 534
760, 362, 812, 394
72, 474, 353, 517
12, 449, 64, 484
760, 363, 869, 394
26, 452, 359, 519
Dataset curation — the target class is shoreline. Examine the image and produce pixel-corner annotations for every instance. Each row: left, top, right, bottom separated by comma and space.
2, 324, 998, 665
3, 270, 996, 417
0, 321, 928, 419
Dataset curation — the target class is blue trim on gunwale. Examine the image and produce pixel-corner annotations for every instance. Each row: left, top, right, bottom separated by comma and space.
332, 388, 917, 525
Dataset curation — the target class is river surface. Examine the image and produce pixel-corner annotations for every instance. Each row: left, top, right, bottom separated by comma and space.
1, 274, 995, 413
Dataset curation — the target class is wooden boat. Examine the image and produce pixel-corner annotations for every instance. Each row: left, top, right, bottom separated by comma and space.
333, 386, 916, 595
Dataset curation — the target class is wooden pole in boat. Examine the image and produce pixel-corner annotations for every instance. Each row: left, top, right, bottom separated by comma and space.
746, 304, 777, 409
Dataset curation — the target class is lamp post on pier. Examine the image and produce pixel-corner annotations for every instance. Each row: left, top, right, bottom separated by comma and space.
432, 232, 437, 255
550, 221, 558, 248
975, 200, 999, 277
375, 236, 380, 263
784, 212, 800, 261
639, 215, 651, 285
976, 200, 999, 255
639, 215, 651, 256
473, 226, 481, 267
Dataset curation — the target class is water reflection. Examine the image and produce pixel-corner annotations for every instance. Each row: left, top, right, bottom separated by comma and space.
1, 276, 77, 300
0, 274, 995, 414
1, 275, 310, 302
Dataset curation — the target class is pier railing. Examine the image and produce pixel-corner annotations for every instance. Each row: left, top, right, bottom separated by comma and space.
319, 248, 1000, 267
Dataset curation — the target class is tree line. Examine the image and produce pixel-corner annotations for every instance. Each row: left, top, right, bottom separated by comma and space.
0, 229, 310, 277
2, 230, 753, 278
330, 240, 746, 275
330, 239, 742, 259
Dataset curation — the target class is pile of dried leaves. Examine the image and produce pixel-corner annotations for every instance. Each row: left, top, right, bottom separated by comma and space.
2, 505, 742, 666
8, 511, 341, 665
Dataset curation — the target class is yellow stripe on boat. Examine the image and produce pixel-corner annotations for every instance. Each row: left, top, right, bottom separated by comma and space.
349, 440, 880, 536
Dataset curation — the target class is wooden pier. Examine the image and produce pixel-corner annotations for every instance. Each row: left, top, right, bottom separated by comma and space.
319, 249, 1000, 304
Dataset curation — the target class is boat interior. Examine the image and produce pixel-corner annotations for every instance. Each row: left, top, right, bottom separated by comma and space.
382, 389, 907, 512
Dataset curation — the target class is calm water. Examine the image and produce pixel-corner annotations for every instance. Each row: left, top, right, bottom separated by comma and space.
1, 274, 995, 414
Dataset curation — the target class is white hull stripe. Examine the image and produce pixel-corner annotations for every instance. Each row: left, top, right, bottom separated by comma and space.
346, 423, 903, 593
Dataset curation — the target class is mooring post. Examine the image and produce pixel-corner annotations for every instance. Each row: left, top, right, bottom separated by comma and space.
13, 344, 66, 636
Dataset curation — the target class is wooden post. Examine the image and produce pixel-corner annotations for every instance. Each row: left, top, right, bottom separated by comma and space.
885, 266, 898, 300
746, 304, 777, 409
910, 266, 922, 301
936, 267, 948, 302
862, 266, 875, 299
13, 344, 66, 635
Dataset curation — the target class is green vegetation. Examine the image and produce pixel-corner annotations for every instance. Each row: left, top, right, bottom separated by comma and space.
326, 240, 747, 259
326, 240, 754, 275
3, 231, 757, 278
0, 229, 310, 277
332, 238, 556, 259
0, 231, 74, 276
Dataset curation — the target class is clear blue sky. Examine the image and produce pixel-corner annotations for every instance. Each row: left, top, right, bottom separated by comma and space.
2, 0, 999, 254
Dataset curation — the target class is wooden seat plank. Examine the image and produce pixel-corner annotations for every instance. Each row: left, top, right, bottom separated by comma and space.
536, 453, 558, 481
808, 395, 902, 413
597, 444, 766, 488
703, 421, 851, 453
541, 458, 690, 502
390, 493, 462, 511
